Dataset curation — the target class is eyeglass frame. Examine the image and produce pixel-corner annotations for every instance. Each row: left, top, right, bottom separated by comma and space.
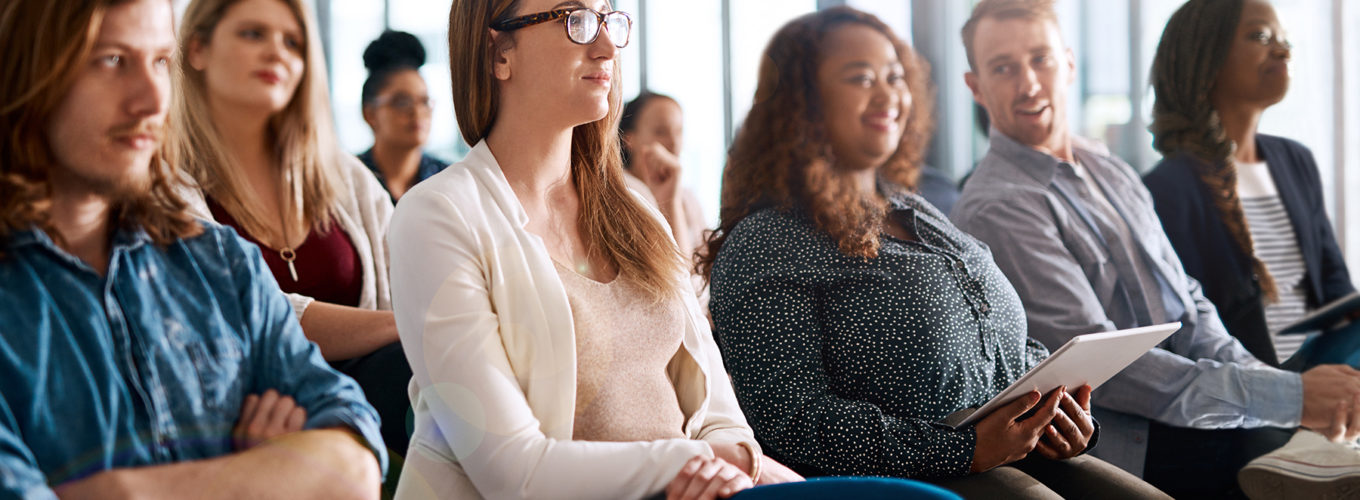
1249, 31, 1292, 51
371, 94, 435, 113
489, 8, 632, 48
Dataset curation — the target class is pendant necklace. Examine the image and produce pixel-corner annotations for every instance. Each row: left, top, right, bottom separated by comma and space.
278, 197, 298, 282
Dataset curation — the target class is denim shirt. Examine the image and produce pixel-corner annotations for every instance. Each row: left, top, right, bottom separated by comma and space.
0, 222, 387, 498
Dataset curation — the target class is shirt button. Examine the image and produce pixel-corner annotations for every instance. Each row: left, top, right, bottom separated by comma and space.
979, 304, 990, 314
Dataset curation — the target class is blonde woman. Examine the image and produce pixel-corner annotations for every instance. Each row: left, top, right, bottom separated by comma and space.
168, 0, 410, 457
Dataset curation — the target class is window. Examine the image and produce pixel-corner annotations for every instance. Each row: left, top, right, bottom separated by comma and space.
324, 1, 385, 158
641, 0, 816, 223
1256, 1, 1337, 214
388, 0, 464, 161
1342, 1, 1360, 270
310, 1, 1354, 272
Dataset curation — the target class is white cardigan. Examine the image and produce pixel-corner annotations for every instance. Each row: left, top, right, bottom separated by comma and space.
179, 154, 394, 317
387, 141, 759, 499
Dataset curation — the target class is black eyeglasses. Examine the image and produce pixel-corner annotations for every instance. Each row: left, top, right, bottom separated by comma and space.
490, 8, 632, 48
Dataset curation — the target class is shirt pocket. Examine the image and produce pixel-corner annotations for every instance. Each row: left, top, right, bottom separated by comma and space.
1066, 229, 1120, 302
185, 336, 246, 414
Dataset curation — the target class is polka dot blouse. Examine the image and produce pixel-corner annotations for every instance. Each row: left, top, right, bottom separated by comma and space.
709, 191, 1049, 479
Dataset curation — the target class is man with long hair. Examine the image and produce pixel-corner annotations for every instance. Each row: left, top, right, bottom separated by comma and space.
0, 0, 384, 496
950, 0, 1360, 497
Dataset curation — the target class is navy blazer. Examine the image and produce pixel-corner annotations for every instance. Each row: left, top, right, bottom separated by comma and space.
1144, 134, 1355, 365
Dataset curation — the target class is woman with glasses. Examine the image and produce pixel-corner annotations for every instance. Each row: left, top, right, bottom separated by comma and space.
703, 7, 1167, 498
1144, 1, 1360, 496
359, 30, 448, 203
168, 0, 411, 469
387, 1, 958, 499
1147, 0, 1356, 369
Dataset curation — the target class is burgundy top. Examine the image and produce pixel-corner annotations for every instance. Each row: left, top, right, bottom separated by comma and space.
206, 197, 363, 308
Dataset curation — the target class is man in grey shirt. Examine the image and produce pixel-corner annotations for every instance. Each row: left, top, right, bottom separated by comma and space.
949, 0, 1360, 497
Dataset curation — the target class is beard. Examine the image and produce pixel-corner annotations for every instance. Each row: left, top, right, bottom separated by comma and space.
103, 162, 155, 205
101, 120, 163, 201
51, 157, 153, 200
50, 124, 162, 205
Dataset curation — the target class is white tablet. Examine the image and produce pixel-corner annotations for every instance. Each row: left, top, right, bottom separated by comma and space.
952, 322, 1182, 428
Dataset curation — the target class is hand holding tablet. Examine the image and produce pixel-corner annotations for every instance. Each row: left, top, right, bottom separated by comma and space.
952, 322, 1182, 428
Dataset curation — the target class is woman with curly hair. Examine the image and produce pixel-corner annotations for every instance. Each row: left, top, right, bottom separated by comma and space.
703, 7, 1166, 498
1144, 0, 1356, 369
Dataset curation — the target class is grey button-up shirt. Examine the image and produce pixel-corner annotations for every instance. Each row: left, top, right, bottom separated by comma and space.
951, 131, 1302, 477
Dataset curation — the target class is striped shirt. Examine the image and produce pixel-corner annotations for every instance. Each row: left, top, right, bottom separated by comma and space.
1237, 160, 1311, 360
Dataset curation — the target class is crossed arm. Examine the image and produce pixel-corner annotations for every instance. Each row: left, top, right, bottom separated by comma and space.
53, 428, 379, 500
0, 389, 380, 500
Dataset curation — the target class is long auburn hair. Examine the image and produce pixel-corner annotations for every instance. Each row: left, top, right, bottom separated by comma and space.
698, 7, 935, 280
169, 0, 344, 243
0, 0, 199, 254
1149, 0, 1278, 301
449, 0, 682, 301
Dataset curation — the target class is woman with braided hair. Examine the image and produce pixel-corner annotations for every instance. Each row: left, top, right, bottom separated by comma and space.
1144, 0, 1357, 369
1145, 5, 1360, 495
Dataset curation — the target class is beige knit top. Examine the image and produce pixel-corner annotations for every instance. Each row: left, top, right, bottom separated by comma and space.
554, 261, 688, 442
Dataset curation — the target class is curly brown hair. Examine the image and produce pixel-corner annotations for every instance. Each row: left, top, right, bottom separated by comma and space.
697, 6, 935, 280
1148, 0, 1279, 301
0, 0, 199, 256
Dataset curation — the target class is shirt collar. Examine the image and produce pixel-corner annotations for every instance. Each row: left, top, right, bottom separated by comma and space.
358, 148, 385, 181
361, 148, 446, 192
885, 188, 916, 213
6, 227, 45, 249
8, 224, 151, 256
987, 128, 1071, 186
112, 225, 153, 250
888, 190, 958, 243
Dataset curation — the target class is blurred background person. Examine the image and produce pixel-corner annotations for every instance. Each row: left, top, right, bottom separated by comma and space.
620, 92, 707, 266
359, 30, 448, 203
